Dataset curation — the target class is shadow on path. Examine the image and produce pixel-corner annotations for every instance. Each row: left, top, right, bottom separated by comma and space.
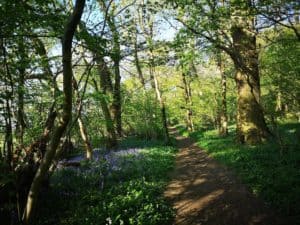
164, 128, 288, 225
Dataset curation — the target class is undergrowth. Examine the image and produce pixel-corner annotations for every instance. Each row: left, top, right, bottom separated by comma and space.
34, 139, 176, 225
182, 122, 300, 222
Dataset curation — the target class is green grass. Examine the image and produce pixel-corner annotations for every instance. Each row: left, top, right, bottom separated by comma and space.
186, 123, 300, 221
35, 139, 176, 225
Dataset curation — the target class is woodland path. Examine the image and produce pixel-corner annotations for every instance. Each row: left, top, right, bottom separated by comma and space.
164, 128, 288, 225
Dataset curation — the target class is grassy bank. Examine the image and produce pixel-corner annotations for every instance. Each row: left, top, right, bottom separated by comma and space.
183, 123, 300, 221
35, 139, 176, 225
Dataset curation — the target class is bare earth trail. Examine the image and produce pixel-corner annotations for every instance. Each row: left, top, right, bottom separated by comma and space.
164, 128, 288, 225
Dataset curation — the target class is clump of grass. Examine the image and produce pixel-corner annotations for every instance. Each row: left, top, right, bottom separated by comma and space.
35, 139, 176, 225
188, 123, 300, 221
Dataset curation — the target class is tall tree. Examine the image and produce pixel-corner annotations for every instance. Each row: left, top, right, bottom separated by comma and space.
22, 0, 85, 223
216, 51, 228, 136
171, 0, 270, 143
76, 23, 118, 148
230, 0, 270, 143
143, 2, 170, 143
98, 0, 122, 137
73, 74, 93, 160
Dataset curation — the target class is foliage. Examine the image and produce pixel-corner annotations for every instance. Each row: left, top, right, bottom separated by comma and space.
34, 139, 176, 225
122, 81, 165, 139
260, 28, 300, 119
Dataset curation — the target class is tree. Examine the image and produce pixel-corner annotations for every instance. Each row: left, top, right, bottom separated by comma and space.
216, 50, 228, 136
142, 2, 171, 143
98, 0, 123, 137
170, 0, 271, 143
22, 0, 85, 222
173, 32, 197, 131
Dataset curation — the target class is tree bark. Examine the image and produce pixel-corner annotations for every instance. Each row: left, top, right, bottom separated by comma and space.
92, 78, 117, 149
110, 19, 122, 137
96, 57, 118, 148
4, 93, 13, 168
32, 37, 60, 97
22, 0, 85, 223
231, 14, 270, 143
216, 52, 228, 136
134, 29, 146, 88
73, 76, 93, 160
97, 56, 113, 94
78, 116, 93, 159
1, 38, 13, 168
152, 71, 170, 144
181, 70, 194, 132
16, 39, 27, 148
99, 0, 122, 137
16, 66, 26, 147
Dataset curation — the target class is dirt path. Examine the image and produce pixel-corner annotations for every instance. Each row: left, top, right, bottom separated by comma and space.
164, 129, 288, 225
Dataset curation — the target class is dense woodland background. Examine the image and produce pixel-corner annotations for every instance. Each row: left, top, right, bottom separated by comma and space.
0, 0, 299, 224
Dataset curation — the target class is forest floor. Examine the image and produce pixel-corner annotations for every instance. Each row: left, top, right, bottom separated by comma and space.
164, 128, 289, 225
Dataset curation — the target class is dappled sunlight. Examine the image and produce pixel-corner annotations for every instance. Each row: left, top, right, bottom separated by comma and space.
175, 189, 225, 215
165, 130, 286, 225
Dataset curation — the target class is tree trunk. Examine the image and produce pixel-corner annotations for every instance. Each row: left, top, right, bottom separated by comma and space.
181, 70, 194, 132
33, 37, 60, 97
95, 55, 118, 148
92, 78, 117, 149
153, 72, 170, 144
111, 59, 122, 137
4, 94, 13, 168
22, 0, 85, 223
73, 76, 93, 160
99, 0, 122, 137
95, 54, 117, 141
16, 66, 26, 148
16, 39, 27, 148
145, 14, 170, 142
134, 30, 146, 88
78, 116, 93, 159
217, 52, 228, 136
229, 0, 270, 144
231, 32, 269, 143
1, 38, 13, 168
99, 95, 118, 149
97, 56, 113, 93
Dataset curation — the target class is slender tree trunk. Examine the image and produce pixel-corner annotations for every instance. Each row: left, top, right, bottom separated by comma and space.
22, 1, 85, 223
16, 39, 27, 148
99, 1, 122, 137
95, 54, 117, 144
78, 116, 93, 159
4, 94, 13, 168
134, 30, 146, 88
147, 19, 170, 143
97, 56, 113, 93
33, 38, 60, 98
95, 55, 117, 148
217, 52, 228, 136
73, 77, 93, 160
275, 90, 283, 113
16, 67, 26, 148
99, 96, 118, 149
213, 93, 220, 129
152, 71, 170, 143
111, 58, 122, 137
1, 38, 13, 168
181, 70, 194, 131
92, 78, 117, 149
